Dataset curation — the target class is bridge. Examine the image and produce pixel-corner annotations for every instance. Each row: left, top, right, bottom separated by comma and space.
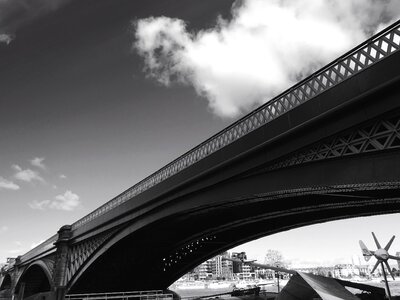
2, 20, 400, 300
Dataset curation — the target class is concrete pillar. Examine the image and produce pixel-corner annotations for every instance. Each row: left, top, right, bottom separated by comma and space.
53, 225, 72, 300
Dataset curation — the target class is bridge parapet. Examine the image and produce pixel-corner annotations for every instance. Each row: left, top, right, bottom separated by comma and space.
18, 235, 58, 265
71, 20, 400, 230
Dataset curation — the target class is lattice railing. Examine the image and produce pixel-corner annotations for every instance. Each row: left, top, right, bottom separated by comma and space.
70, 21, 400, 229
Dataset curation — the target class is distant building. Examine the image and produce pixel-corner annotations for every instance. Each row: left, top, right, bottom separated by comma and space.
236, 264, 255, 280
194, 252, 234, 280
254, 268, 274, 279
214, 252, 233, 279
198, 260, 214, 280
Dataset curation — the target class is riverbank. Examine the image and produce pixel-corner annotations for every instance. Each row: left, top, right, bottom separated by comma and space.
170, 278, 400, 298
170, 280, 285, 298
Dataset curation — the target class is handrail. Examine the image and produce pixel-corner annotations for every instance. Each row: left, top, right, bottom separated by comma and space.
65, 291, 173, 300
66, 296, 172, 300
66, 290, 164, 297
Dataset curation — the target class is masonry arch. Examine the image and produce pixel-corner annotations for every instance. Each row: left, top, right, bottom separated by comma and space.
14, 261, 53, 300
0, 273, 12, 291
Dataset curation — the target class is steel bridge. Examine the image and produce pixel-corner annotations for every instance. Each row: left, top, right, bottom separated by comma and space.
2, 20, 400, 300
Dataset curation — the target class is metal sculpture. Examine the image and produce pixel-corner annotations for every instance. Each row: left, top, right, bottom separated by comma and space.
359, 232, 400, 299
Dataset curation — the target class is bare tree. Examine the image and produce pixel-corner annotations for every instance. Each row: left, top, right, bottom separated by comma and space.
264, 249, 288, 268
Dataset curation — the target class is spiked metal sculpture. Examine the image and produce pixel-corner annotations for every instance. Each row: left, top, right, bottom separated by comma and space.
359, 232, 400, 300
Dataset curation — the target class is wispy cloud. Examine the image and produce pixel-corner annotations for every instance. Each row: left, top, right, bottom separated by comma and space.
0, 0, 70, 42
8, 249, 23, 255
13, 164, 44, 183
29, 200, 51, 210
134, 0, 400, 118
0, 177, 19, 190
0, 33, 13, 45
30, 157, 46, 169
29, 190, 81, 211
51, 190, 80, 211
59, 174, 67, 179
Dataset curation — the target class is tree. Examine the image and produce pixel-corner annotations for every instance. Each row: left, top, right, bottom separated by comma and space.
264, 249, 288, 268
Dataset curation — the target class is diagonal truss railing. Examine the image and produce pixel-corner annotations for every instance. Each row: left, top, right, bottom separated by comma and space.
70, 20, 400, 230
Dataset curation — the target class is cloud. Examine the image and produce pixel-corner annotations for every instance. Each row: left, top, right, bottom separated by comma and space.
0, 33, 13, 45
7, 249, 22, 255
13, 164, 44, 183
0, 0, 70, 41
59, 174, 67, 179
51, 190, 80, 211
0, 177, 19, 190
29, 200, 51, 210
30, 157, 46, 169
134, 0, 400, 118
29, 190, 80, 211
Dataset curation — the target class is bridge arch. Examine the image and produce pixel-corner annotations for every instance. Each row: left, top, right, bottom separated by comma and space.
0, 273, 12, 290
14, 261, 54, 300
68, 182, 400, 293
68, 105, 400, 290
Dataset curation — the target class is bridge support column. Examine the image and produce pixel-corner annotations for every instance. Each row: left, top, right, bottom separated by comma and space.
12, 256, 22, 300
53, 225, 72, 300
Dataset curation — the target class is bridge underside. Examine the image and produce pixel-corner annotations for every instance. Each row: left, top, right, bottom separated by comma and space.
69, 89, 400, 291
69, 187, 400, 293
69, 148, 400, 292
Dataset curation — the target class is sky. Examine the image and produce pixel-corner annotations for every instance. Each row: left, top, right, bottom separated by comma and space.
1, 0, 400, 268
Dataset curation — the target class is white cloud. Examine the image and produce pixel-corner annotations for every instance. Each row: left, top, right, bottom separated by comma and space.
30, 157, 46, 169
51, 190, 80, 211
134, 0, 400, 118
0, 33, 13, 45
0, 177, 19, 190
29, 200, 51, 210
59, 174, 67, 179
29, 190, 80, 211
8, 249, 22, 255
13, 164, 44, 183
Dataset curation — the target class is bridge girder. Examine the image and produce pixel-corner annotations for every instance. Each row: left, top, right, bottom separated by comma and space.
64, 37, 400, 292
